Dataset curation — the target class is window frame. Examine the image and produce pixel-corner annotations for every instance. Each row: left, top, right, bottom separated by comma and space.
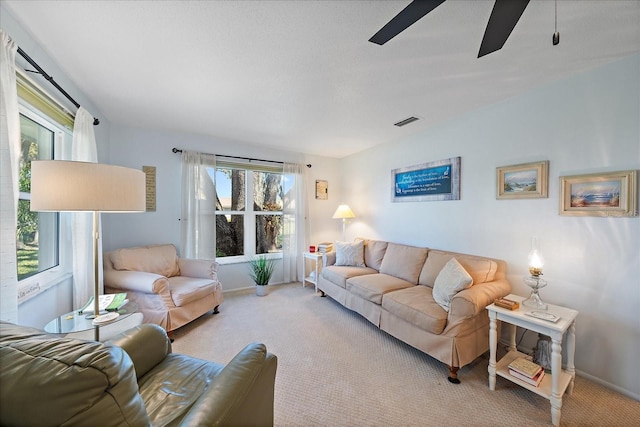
215, 161, 284, 265
16, 90, 73, 304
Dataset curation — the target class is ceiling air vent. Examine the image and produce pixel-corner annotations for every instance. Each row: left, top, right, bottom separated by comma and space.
394, 116, 419, 127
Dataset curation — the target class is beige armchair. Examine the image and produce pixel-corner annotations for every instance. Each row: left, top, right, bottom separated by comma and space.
104, 244, 223, 333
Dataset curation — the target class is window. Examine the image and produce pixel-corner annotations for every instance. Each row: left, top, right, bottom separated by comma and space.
15, 69, 73, 301
17, 114, 58, 280
215, 164, 283, 260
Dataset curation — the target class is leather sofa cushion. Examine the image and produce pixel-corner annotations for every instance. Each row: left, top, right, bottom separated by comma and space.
346, 273, 415, 305
382, 286, 447, 335
379, 243, 429, 284
169, 276, 220, 306
0, 322, 150, 426
419, 250, 498, 287
359, 238, 388, 271
138, 353, 223, 425
321, 265, 378, 289
111, 244, 180, 278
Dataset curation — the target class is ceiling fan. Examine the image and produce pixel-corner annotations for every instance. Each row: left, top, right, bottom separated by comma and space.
369, 0, 530, 58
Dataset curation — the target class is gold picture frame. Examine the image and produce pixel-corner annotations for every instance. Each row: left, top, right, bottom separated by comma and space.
559, 170, 638, 217
496, 161, 548, 199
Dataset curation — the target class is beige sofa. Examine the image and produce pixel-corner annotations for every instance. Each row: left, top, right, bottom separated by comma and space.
318, 239, 511, 383
104, 244, 223, 333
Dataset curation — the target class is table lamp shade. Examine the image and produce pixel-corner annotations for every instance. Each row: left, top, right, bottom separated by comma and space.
30, 160, 146, 212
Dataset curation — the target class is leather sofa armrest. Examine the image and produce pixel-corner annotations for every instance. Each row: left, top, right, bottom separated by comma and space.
448, 278, 512, 322
104, 270, 169, 295
323, 251, 336, 267
179, 343, 277, 427
178, 258, 219, 281
107, 324, 171, 380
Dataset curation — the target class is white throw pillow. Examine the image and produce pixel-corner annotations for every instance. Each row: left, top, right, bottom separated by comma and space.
334, 241, 365, 267
432, 257, 473, 312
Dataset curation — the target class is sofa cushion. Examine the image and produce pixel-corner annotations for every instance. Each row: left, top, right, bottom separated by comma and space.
432, 258, 473, 312
419, 250, 497, 287
379, 243, 429, 284
381, 286, 448, 335
334, 241, 365, 267
346, 273, 415, 305
111, 244, 180, 278
168, 276, 220, 307
361, 239, 388, 271
321, 265, 378, 289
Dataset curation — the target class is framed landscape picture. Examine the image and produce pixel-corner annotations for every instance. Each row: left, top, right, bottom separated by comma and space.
559, 170, 638, 217
496, 161, 549, 199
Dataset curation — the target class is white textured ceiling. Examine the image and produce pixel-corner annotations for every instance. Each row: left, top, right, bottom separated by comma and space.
4, 0, 640, 158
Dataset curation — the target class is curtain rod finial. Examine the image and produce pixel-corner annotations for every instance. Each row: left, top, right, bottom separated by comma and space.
93, 118, 100, 126
306, 164, 312, 168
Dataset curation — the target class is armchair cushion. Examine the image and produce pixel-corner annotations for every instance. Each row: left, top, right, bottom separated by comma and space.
110, 243, 180, 277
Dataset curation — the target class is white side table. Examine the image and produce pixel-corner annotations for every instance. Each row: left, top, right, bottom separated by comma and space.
302, 252, 323, 292
487, 294, 578, 427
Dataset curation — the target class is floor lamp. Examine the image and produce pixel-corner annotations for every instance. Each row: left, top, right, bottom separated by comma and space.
332, 204, 355, 241
30, 160, 145, 340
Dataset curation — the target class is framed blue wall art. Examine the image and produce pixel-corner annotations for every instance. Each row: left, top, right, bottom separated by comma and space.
391, 157, 461, 202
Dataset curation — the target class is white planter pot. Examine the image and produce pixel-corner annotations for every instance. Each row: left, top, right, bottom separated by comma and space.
256, 285, 268, 297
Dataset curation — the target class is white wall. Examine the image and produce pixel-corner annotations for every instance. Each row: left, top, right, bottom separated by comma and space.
103, 125, 341, 291
340, 54, 640, 399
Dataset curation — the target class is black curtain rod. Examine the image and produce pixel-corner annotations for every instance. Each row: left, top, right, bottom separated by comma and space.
172, 148, 311, 168
17, 47, 100, 126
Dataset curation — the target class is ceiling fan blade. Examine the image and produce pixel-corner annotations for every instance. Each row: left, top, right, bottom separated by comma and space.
478, 0, 530, 58
369, 0, 447, 45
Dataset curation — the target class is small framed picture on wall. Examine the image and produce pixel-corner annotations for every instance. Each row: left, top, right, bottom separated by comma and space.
315, 180, 328, 200
496, 161, 549, 199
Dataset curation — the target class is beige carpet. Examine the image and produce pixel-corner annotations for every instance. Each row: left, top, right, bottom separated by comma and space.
172, 283, 640, 426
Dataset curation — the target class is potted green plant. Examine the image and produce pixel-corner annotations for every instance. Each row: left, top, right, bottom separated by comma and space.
248, 255, 275, 296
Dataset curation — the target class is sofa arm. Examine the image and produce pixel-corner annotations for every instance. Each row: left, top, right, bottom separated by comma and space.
104, 269, 169, 295
448, 278, 512, 322
179, 343, 277, 427
107, 324, 171, 380
323, 251, 336, 267
178, 258, 219, 281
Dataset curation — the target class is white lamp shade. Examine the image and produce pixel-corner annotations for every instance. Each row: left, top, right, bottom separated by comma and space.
332, 204, 355, 219
30, 160, 146, 212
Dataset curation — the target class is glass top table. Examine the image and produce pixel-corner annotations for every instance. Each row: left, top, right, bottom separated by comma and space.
44, 301, 139, 339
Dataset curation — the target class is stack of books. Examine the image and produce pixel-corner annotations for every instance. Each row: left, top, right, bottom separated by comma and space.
508, 357, 545, 386
317, 242, 334, 253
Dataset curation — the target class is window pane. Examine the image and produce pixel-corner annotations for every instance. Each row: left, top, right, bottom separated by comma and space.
215, 168, 245, 211
256, 214, 282, 254
216, 214, 244, 257
17, 114, 58, 280
253, 171, 283, 211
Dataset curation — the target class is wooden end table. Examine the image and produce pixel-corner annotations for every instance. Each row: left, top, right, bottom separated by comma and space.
487, 294, 578, 427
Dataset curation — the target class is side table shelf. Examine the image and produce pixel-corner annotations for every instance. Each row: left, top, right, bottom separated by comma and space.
487, 294, 578, 427
302, 252, 323, 292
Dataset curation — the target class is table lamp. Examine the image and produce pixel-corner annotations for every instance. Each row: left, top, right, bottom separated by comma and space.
522, 237, 548, 310
332, 204, 355, 241
30, 160, 145, 340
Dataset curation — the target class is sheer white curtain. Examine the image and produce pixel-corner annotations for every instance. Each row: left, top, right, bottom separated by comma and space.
180, 150, 217, 259
0, 29, 20, 322
71, 107, 99, 308
282, 162, 308, 283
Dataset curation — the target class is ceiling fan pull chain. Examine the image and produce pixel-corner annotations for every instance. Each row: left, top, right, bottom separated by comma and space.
553, 0, 560, 46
